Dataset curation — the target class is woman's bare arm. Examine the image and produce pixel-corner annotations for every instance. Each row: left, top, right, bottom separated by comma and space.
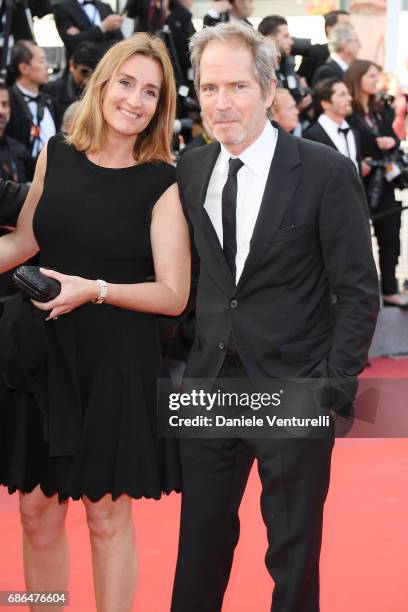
34, 182, 191, 319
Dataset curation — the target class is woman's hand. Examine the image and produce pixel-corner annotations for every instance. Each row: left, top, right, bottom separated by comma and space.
375, 136, 396, 150
32, 268, 98, 321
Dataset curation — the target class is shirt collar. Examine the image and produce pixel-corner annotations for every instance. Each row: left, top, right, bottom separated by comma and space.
318, 113, 350, 132
219, 120, 277, 177
16, 83, 39, 98
330, 53, 349, 72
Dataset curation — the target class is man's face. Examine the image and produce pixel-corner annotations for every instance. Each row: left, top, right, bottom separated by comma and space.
0, 89, 10, 134
344, 31, 361, 60
19, 44, 49, 85
325, 82, 353, 118
233, 0, 254, 20
199, 40, 275, 155
69, 61, 93, 87
273, 91, 299, 132
271, 24, 293, 57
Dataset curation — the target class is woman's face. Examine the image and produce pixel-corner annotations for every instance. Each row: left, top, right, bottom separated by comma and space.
102, 54, 163, 138
361, 65, 379, 96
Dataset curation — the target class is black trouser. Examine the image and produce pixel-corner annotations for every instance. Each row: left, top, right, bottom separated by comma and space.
371, 181, 401, 295
171, 355, 334, 612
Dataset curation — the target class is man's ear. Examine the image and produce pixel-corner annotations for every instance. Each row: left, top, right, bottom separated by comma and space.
17, 62, 30, 77
265, 80, 277, 112
320, 99, 330, 113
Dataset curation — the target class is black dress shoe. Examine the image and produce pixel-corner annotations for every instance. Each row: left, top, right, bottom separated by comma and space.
382, 298, 408, 309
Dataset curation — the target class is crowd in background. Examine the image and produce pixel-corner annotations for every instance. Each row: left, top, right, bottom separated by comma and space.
0, 1, 408, 310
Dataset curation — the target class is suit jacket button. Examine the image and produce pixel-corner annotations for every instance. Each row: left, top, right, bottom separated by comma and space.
218, 341, 225, 350
230, 299, 238, 309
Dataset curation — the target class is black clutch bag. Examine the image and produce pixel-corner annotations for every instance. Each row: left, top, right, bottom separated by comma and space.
12, 265, 61, 302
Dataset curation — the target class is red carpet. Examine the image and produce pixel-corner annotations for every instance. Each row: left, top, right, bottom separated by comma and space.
1, 357, 407, 611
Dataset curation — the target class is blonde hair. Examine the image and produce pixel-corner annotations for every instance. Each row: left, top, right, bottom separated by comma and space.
67, 34, 176, 164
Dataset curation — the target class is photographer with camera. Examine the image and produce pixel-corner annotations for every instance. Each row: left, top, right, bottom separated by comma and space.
345, 60, 408, 308
258, 16, 313, 123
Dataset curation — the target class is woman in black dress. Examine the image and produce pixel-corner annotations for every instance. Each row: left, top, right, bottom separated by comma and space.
345, 60, 406, 308
0, 35, 190, 610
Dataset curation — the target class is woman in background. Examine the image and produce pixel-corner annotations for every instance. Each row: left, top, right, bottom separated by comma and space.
345, 60, 406, 308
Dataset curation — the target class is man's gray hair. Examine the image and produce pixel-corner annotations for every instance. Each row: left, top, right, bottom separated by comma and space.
328, 23, 357, 53
189, 22, 278, 99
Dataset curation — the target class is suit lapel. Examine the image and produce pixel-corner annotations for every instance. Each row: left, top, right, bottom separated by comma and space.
328, 58, 345, 79
68, 0, 94, 29
186, 142, 237, 293
314, 123, 338, 150
237, 126, 302, 290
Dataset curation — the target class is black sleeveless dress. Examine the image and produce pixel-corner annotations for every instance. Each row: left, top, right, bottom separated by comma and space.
0, 135, 181, 502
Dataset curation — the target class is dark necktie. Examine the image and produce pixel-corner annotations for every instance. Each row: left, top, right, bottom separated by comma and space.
222, 157, 243, 280
83, 0, 96, 5
338, 126, 351, 157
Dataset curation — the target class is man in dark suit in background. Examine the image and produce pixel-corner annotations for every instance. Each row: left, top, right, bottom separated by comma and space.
313, 23, 361, 86
304, 77, 366, 175
298, 9, 350, 86
171, 22, 379, 612
53, 0, 123, 63
6, 40, 59, 177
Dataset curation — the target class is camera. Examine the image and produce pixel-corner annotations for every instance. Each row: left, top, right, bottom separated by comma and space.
366, 150, 408, 209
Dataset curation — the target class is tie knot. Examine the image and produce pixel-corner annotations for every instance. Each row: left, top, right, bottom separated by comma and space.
338, 127, 350, 136
228, 157, 244, 177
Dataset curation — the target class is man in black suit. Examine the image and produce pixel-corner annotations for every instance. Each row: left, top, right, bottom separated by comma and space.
298, 9, 350, 86
171, 22, 379, 612
313, 23, 361, 86
53, 0, 123, 63
203, 0, 253, 28
304, 77, 367, 176
6, 40, 59, 177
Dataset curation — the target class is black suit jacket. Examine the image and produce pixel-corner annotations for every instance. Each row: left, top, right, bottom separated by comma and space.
298, 43, 329, 86
0, 179, 28, 227
303, 120, 362, 173
312, 57, 345, 86
53, 0, 123, 60
5, 85, 59, 172
177, 125, 379, 398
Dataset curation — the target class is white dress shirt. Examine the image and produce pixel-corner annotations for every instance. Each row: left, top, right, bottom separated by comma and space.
16, 84, 57, 157
204, 120, 278, 282
318, 113, 358, 172
76, 0, 101, 26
